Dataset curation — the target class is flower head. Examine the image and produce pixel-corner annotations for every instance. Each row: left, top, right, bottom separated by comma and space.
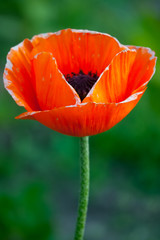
3, 29, 156, 136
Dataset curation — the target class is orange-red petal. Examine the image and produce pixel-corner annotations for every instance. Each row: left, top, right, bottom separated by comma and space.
3, 39, 40, 111
84, 47, 156, 104
31, 29, 126, 76
4, 39, 81, 112
84, 49, 137, 104
16, 89, 145, 137
31, 52, 80, 110
127, 46, 157, 94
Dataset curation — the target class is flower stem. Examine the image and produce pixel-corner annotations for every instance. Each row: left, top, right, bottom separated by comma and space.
74, 136, 90, 240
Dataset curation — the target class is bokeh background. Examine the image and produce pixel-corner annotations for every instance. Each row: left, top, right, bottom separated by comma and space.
0, 0, 160, 240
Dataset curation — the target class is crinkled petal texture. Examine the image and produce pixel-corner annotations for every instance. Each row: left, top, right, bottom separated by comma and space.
16, 94, 144, 137
3, 29, 157, 137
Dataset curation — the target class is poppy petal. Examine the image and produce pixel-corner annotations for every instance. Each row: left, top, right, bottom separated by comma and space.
84, 49, 137, 104
31, 29, 126, 76
16, 89, 145, 137
3, 39, 40, 111
126, 46, 157, 94
84, 47, 156, 104
32, 52, 81, 110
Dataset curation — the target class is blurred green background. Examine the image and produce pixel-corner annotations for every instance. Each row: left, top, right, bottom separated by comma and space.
0, 0, 160, 240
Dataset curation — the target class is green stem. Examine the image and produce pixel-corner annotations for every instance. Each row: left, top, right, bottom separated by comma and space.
74, 136, 90, 240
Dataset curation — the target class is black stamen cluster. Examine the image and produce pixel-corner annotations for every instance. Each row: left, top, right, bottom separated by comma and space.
65, 70, 99, 101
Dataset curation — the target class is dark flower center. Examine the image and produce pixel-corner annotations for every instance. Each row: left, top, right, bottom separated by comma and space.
65, 70, 99, 101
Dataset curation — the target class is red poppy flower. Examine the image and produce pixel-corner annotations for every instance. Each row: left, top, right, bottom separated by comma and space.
3, 29, 156, 137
